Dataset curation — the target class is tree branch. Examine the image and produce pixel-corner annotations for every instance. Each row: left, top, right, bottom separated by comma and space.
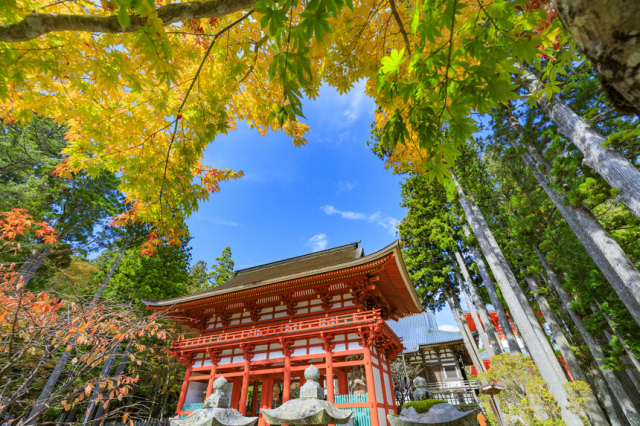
0, 0, 256, 42
388, 0, 411, 56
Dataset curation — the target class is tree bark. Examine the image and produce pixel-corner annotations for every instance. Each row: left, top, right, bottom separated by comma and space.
81, 342, 121, 425
534, 244, 640, 426
503, 108, 640, 326
525, 273, 611, 425
552, 0, 640, 115
91, 339, 135, 425
18, 247, 52, 288
515, 63, 640, 221
25, 243, 128, 425
454, 250, 502, 354
463, 232, 521, 354
443, 287, 486, 375
0, 0, 256, 42
451, 172, 584, 426
454, 269, 494, 358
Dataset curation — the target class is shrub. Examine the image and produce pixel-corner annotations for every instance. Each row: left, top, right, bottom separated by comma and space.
400, 399, 447, 414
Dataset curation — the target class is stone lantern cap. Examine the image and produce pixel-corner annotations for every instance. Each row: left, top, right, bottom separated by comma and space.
261, 365, 352, 425
170, 376, 258, 426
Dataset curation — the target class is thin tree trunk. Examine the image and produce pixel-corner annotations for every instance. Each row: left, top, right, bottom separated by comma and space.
515, 62, 640, 220
19, 247, 52, 288
503, 108, 640, 325
454, 250, 502, 354
525, 273, 611, 425
26, 243, 128, 425
159, 369, 171, 422
443, 286, 486, 374
533, 244, 640, 425
451, 172, 584, 426
454, 269, 494, 358
82, 342, 121, 425
92, 339, 135, 425
463, 231, 521, 354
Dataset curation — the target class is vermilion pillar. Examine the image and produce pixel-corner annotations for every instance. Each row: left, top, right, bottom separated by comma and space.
363, 345, 380, 426
231, 380, 241, 409
176, 355, 193, 414
283, 354, 291, 402
337, 371, 348, 395
258, 378, 273, 426
326, 353, 334, 403
206, 364, 218, 398
239, 358, 251, 414
250, 382, 259, 415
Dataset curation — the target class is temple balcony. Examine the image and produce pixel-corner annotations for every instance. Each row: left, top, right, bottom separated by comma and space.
171, 309, 386, 353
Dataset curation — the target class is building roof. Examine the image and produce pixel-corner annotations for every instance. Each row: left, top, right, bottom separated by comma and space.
387, 312, 464, 353
141, 241, 422, 315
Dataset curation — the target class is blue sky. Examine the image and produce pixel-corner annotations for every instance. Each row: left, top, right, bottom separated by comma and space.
186, 80, 463, 332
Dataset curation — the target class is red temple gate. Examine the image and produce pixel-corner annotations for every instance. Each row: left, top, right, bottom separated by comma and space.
143, 242, 422, 426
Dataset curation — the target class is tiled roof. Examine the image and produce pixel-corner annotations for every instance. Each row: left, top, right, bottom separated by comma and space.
386, 312, 463, 353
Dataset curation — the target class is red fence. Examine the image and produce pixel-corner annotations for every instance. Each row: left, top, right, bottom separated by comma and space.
172, 310, 382, 350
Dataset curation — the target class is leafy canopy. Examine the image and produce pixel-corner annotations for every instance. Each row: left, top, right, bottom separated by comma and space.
1, 0, 567, 248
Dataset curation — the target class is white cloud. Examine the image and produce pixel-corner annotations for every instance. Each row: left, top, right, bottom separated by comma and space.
321, 205, 399, 235
439, 325, 459, 332
337, 180, 357, 192
305, 234, 329, 252
342, 80, 374, 124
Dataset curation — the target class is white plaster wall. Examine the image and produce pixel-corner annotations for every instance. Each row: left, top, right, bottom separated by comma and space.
185, 381, 207, 405
254, 353, 267, 361
377, 408, 386, 426
348, 342, 361, 350
373, 368, 383, 403
310, 305, 322, 312
232, 355, 244, 363
297, 308, 309, 314
308, 346, 323, 355
274, 311, 287, 318
384, 372, 393, 404
293, 348, 306, 357
334, 343, 346, 352
270, 350, 284, 359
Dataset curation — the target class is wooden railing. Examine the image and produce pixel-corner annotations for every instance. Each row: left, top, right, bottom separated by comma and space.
423, 379, 480, 390
172, 310, 382, 350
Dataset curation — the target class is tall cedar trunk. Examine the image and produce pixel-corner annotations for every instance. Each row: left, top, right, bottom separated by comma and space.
524, 273, 611, 425
454, 250, 502, 354
451, 172, 584, 426
25, 243, 128, 425
92, 339, 134, 424
595, 310, 640, 390
81, 342, 121, 425
443, 287, 486, 374
551, 0, 640, 115
503, 108, 640, 325
512, 272, 574, 385
515, 63, 640, 221
533, 244, 640, 425
454, 269, 494, 358
463, 231, 521, 354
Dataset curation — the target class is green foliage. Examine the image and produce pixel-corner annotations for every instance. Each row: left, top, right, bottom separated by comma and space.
479, 353, 564, 425
97, 236, 193, 308
400, 399, 446, 414
188, 246, 235, 292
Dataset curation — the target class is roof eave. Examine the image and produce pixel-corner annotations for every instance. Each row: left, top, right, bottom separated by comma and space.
141, 241, 408, 308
